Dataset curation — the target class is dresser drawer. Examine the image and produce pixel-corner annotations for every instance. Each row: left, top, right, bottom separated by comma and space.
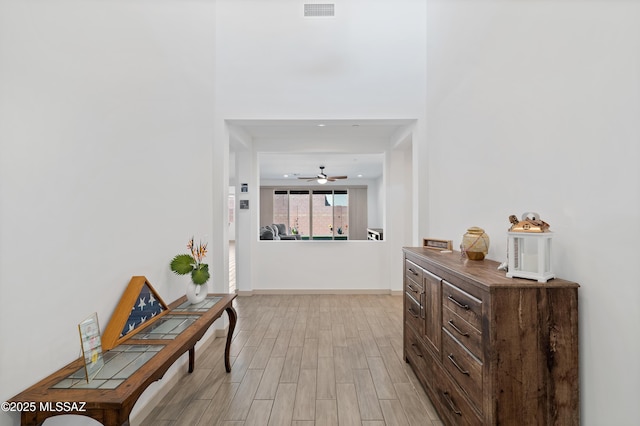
432, 361, 482, 426
443, 281, 482, 331
404, 292, 423, 335
405, 278, 422, 302
443, 306, 482, 361
442, 330, 483, 412
404, 325, 433, 385
405, 259, 423, 289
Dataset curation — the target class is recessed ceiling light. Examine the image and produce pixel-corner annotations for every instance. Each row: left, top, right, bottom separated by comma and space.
283, 174, 289, 178
317, 123, 326, 127
357, 174, 363, 178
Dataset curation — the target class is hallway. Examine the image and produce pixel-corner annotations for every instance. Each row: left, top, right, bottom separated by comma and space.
141, 294, 443, 425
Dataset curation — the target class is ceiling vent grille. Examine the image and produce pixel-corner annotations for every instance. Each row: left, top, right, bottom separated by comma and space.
304, 4, 335, 17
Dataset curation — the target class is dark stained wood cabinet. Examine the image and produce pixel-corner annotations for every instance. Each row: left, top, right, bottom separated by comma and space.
403, 247, 579, 425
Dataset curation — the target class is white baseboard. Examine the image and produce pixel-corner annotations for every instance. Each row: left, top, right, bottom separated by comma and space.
237, 289, 402, 296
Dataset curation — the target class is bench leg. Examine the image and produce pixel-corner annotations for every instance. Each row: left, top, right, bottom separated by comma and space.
225, 305, 238, 372
188, 347, 195, 373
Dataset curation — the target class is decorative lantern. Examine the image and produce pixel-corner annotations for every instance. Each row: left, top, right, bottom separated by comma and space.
506, 212, 555, 282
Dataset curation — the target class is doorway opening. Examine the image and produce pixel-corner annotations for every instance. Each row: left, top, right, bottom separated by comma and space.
228, 187, 236, 293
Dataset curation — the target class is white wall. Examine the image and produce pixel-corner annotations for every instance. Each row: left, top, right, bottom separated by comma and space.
214, 0, 427, 118
215, 0, 427, 293
426, 1, 640, 424
4, 0, 632, 424
0, 1, 217, 425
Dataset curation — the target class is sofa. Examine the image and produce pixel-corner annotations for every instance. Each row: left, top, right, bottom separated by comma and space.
259, 223, 301, 240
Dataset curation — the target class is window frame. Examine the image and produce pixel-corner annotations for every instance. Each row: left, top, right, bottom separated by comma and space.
272, 189, 349, 240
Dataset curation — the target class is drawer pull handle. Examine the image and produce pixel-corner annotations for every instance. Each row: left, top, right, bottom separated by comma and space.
448, 354, 470, 376
448, 319, 469, 337
408, 268, 418, 276
411, 343, 424, 358
447, 295, 470, 310
442, 391, 462, 416
408, 307, 419, 318
407, 283, 418, 293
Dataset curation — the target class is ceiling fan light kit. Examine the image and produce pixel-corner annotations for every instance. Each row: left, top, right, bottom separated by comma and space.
298, 166, 348, 184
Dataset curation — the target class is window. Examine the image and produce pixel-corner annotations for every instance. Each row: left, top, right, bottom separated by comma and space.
273, 191, 289, 226
332, 191, 349, 238
311, 190, 348, 239
289, 191, 310, 237
273, 190, 312, 237
272, 189, 348, 240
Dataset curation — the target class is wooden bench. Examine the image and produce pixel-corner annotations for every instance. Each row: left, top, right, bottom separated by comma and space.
9, 292, 237, 426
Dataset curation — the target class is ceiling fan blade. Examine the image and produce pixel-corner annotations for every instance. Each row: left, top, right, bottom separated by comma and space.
297, 167, 346, 182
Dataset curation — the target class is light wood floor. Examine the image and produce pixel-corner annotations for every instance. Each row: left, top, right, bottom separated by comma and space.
140, 294, 443, 426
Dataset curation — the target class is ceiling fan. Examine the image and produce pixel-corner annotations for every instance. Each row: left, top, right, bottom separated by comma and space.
298, 166, 347, 184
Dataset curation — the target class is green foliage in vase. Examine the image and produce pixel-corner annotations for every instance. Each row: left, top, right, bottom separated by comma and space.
170, 237, 210, 285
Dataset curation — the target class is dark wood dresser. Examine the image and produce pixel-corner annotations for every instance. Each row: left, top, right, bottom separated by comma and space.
402, 247, 579, 425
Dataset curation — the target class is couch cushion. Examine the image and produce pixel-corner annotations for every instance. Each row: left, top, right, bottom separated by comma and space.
274, 223, 288, 236
260, 227, 274, 240
267, 225, 280, 240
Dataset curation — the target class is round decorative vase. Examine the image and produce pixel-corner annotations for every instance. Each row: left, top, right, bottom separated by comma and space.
462, 227, 490, 260
186, 282, 208, 304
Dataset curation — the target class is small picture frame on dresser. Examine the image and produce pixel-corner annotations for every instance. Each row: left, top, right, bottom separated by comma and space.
423, 238, 453, 251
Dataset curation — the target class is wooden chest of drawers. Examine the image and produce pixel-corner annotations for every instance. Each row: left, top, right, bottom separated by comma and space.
403, 247, 579, 425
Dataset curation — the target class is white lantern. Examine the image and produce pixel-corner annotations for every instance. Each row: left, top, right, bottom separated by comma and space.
506, 212, 555, 283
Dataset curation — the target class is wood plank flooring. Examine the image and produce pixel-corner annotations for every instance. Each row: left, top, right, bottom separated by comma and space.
140, 294, 443, 426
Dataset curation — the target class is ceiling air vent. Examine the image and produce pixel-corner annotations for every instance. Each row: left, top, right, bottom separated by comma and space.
304, 4, 335, 17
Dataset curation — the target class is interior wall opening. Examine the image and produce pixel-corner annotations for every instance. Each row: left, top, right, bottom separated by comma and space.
258, 151, 384, 242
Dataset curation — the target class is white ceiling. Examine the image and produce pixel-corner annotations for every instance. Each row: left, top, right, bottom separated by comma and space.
234, 119, 412, 140
228, 119, 414, 181
259, 152, 384, 181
